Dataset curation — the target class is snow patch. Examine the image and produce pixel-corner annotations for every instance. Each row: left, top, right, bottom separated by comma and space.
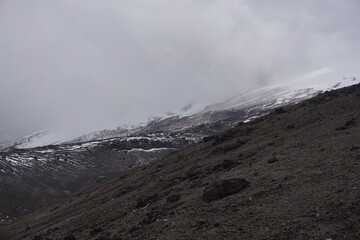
127, 148, 174, 153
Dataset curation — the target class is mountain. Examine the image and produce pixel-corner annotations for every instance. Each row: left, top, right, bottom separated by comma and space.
1, 83, 359, 240
0, 133, 198, 224
4, 77, 357, 151
0, 78, 358, 225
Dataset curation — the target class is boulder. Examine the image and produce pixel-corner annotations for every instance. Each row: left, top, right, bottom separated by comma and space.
203, 178, 249, 202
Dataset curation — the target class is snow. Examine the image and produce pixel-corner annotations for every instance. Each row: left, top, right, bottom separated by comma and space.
36, 149, 55, 154
177, 102, 208, 117
65, 141, 100, 151
12, 127, 105, 150
5, 156, 34, 167
200, 72, 359, 115
127, 148, 174, 153
126, 136, 171, 142
244, 116, 260, 123
4, 72, 358, 150
14, 129, 73, 149
278, 68, 358, 91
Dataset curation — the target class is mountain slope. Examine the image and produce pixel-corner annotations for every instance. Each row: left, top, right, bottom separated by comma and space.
1, 84, 359, 240
0, 84, 329, 224
6, 77, 357, 150
0, 133, 198, 223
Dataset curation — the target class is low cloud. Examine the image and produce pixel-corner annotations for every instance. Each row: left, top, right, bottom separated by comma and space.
0, 0, 359, 134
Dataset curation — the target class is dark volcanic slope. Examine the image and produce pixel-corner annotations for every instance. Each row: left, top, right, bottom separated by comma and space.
1, 84, 360, 240
0, 133, 197, 223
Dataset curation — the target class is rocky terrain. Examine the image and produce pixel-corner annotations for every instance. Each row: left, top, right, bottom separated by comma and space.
0, 84, 331, 224
1, 83, 359, 240
0, 133, 197, 223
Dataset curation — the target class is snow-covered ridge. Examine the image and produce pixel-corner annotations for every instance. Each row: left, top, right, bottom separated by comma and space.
2, 76, 358, 150
0, 130, 197, 223
0, 133, 197, 174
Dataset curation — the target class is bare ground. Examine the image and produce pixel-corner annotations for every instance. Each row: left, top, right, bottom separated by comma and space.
1, 84, 359, 240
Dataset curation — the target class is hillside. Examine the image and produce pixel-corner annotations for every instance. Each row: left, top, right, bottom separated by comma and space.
7, 79, 351, 151
0, 133, 197, 223
1, 84, 360, 240
0, 84, 330, 223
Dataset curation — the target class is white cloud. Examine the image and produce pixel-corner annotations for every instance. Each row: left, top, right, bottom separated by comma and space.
0, 0, 359, 134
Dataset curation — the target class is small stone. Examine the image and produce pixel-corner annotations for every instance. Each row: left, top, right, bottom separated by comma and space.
275, 107, 286, 114
167, 194, 181, 203
90, 226, 103, 235
238, 121, 245, 127
63, 235, 76, 240
212, 159, 236, 172
345, 119, 355, 126
213, 223, 220, 227
268, 157, 279, 164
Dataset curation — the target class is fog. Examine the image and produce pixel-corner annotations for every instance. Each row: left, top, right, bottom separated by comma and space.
0, 0, 359, 135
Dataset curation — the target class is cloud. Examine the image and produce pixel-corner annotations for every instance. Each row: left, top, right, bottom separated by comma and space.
0, 0, 359, 134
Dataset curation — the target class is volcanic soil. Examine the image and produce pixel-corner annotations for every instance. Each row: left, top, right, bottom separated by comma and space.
1, 84, 360, 240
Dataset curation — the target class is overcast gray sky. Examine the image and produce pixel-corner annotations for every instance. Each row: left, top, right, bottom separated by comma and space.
0, 0, 359, 135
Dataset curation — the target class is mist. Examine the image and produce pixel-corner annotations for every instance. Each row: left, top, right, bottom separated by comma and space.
0, 0, 359, 135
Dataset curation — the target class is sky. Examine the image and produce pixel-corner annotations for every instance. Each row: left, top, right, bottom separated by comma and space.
0, 0, 359, 136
